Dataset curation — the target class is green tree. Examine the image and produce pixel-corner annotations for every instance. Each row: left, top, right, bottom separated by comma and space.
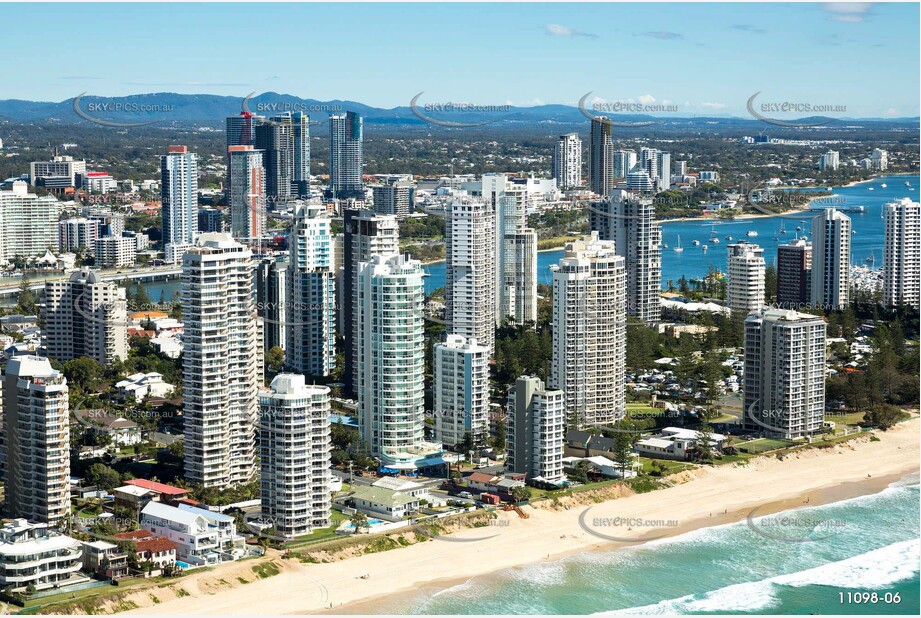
87, 463, 122, 491
611, 432, 637, 478
265, 346, 285, 376
62, 357, 106, 393
491, 420, 507, 452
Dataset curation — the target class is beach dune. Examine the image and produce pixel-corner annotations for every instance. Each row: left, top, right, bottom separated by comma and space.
118, 419, 919, 616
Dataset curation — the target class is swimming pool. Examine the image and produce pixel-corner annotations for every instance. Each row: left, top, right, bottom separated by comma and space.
341, 518, 386, 531
175, 560, 191, 569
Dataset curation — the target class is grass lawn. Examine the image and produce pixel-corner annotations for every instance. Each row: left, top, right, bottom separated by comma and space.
824, 411, 868, 428
19, 577, 155, 613
637, 457, 697, 475
281, 511, 348, 549
736, 438, 795, 454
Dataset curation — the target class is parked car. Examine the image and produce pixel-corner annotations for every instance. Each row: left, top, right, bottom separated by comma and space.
457, 491, 473, 499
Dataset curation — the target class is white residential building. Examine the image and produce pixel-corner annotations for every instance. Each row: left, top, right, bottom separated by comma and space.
356, 254, 442, 471
0, 181, 59, 262
0, 520, 85, 592
228, 145, 266, 242
811, 208, 851, 310
286, 202, 336, 377
883, 198, 921, 308
94, 234, 136, 267
2, 356, 70, 526
506, 376, 565, 484
613, 150, 637, 180
342, 208, 400, 396
42, 269, 128, 365
181, 234, 259, 488
743, 308, 826, 438
140, 502, 245, 566
82, 172, 117, 193
371, 182, 415, 219
590, 189, 662, 324
259, 374, 331, 539
727, 242, 766, 315
870, 148, 888, 171
433, 335, 491, 449
115, 372, 175, 400
818, 150, 840, 171
58, 217, 99, 253
495, 194, 537, 326
552, 133, 582, 189
550, 233, 626, 427
161, 145, 198, 254
446, 197, 496, 353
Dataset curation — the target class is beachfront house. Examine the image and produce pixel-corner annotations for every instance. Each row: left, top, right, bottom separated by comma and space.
338, 486, 420, 522
371, 476, 429, 498
81, 540, 130, 580
0, 520, 88, 592
634, 427, 727, 461
140, 502, 245, 566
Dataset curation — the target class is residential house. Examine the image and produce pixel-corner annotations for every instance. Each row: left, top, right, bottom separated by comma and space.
140, 501, 245, 566
81, 540, 130, 580
124, 479, 189, 506
115, 372, 175, 401
0, 520, 88, 592
338, 486, 420, 522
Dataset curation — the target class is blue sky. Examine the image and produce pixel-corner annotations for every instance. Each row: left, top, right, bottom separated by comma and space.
5, 2, 919, 117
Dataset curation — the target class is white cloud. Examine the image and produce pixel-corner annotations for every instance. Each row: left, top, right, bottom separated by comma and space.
545, 23, 598, 39
637, 94, 657, 105
701, 102, 728, 109
822, 3, 875, 23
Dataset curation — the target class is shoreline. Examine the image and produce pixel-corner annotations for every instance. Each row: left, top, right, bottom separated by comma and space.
331, 470, 913, 615
115, 418, 919, 616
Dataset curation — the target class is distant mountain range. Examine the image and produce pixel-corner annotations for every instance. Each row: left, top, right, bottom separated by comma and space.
0, 92, 916, 128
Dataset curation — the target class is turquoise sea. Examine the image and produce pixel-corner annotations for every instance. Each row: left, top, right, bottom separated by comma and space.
366, 477, 919, 615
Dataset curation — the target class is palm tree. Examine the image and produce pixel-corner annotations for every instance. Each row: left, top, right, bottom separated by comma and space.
350, 511, 368, 534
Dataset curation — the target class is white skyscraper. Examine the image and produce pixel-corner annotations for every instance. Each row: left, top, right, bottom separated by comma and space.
446, 198, 496, 353
42, 269, 128, 366
328, 112, 364, 199
552, 133, 582, 189
433, 335, 491, 449
727, 242, 766, 315
356, 254, 442, 470
811, 208, 851, 310
883, 198, 921, 308
342, 209, 400, 396
182, 234, 259, 488
496, 195, 537, 326
590, 189, 662, 324
818, 150, 840, 171
258, 374, 331, 538
228, 145, 266, 242
743, 308, 826, 438
655, 151, 671, 190
286, 202, 336, 377
506, 376, 565, 484
0, 181, 59, 261
2, 356, 70, 526
160, 145, 198, 251
613, 150, 637, 179
550, 232, 627, 427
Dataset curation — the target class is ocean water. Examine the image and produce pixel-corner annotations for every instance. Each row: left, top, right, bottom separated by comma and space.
417, 173, 919, 293
132, 174, 917, 301
378, 477, 919, 615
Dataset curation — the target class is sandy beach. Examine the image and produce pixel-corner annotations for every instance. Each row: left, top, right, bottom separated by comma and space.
110, 418, 919, 616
